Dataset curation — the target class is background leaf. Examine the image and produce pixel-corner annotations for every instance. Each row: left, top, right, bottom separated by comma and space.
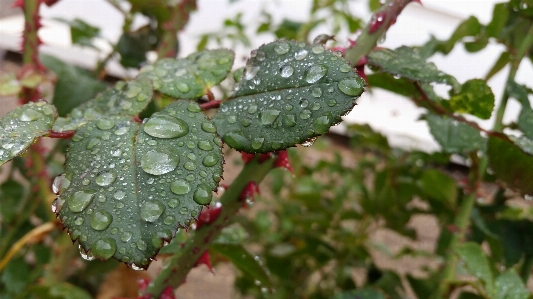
418, 169, 457, 208
449, 79, 494, 119
0, 102, 57, 166
426, 114, 485, 153
57, 101, 223, 268
456, 242, 495, 295
214, 40, 365, 153
495, 270, 529, 299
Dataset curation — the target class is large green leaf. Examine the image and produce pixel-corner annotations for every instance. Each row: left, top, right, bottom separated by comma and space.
367, 46, 459, 90
488, 135, 533, 195
449, 79, 494, 119
495, 270, 529, 299
426, 114, 485, 153
213, 40, 365, 153
456, 242, 495, 296
138, 49, 234, 99
211, 243, 272, 289
55, 100, 223, 268
52, 79, 153, 131
0, 102, 57, 166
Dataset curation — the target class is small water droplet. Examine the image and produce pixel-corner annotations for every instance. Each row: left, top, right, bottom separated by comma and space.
285, 114, 296, 127
244, 66, 260, 80
95, 171, 117, 186
96, 119, 115, 130
302, 137, 317, 147
20, 109, 42, 121
93, 238, 117, 259
300, 99, 309, 108
198, 140, 213, 151
314, 115, 331, 133
137, 240, 147, 251
79, 245, 95, 261
252, 138, 264, 150
299, 110, 312, 120
327, 99, 337, 107
144, 115, 189, 139
312, 46, 324, 54
125, 85, 142, 98
176, 82, 190, 93
338, 78, 365, 96
140, 200, 166, 222
201, 122, 217, 133
184, 161, 197, 170
255, 50, 266, 61
260, 110, 281, 125
340, 64, 352, 73
311, 103, 321, 111
202, 153, 219, 167
86, 138, 101, 150
248, 104, 258, 114
228, 115, 237, 124
295, 49, 308, 60
280, 65, 294, 78
193, 184, 212, 205
114, 190, 125, 200
114, 127, 128, 136
90, 210, 113, 231
121, 231, 132, 242
68, 190, 95, 212
312, 88, 323, 98
74, 216, 84, 225
274, 42, 291, 54
304, 65, 328, 83
141, 150, 179, 175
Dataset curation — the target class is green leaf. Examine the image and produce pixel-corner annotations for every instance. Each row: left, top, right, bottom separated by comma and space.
0, 257, 32, 295
488, 135, 533, 195
367, 46, 459, 90
29, 282, 92, 299
213, 40, 365, 153
56, 100, 223, 268
331, 288, 386, 299
368, 0, 381, 11
486, 3, 510, 38
485, 52, 511, 81
52, 79, 153, 131
0, 180, 26, 223
211, 243, 272, 289
507, 81, 532, 107
138, 49, 234, 99
518, 107, 533, 139
495, 270, 529, 299
0, 102, 57, 166
54, 18, 100, 48
418, 169, 457, 208
41, 54, 107, 116
426, 114, 485, 153
0, 73, 21, 96
456, 242, 495, 295
273, 19, 303, 40
436, 16, 482, 54
117, 26, 155, 68
366, 72, 419, 98
449, 79, 494, 119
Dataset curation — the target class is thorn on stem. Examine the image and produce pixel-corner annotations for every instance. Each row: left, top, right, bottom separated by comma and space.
194, 251, 214, 274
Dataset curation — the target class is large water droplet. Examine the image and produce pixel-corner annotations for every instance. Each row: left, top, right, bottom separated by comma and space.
90, 210, 113, 231
92, 238, 116, 259
314, 115, 331, 134
114, 127, 128, 136
96, 119, 115, 130
193, 184, 212, 205
312, 45, 325, 54
304, 65, 328, 83
141, 150, 179, 175
312, 88, 323, 98
171, 180, 191, 195
95, 171, 117, 186
274, 42, 291, 54
295, 49, 308, 60
184, 161, 196, 170
299, 110, 312, 120
20, 109, 42, 122
260, 110, 281, 125
201, 122, 217, 133
285, 114, 296, 127
86, 138, 101, 150
68, 190, 95, 212
143, 115, 189, 139
121, 231, 132, 242
176, 82, 190, 93
248, 105, 258, 114
114, 190, 125, 200
202, 153, 219, 167
252, 138, 264, 150
126, 85, 142, 98
52, 174, 70, 194
224, 131, 249, 149
340, 64, 352, 73
187, 102, 202, 113
244, 66, 260, 80
280, 65, 294, 78
137, 240, 147, 251
338, 78, 364, 96
79, 245, 95, 261
140, 200, 166, 222
327, 99, 337, 107
198, 140, 213, 151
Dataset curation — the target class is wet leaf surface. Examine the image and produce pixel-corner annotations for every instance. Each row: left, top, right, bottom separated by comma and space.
426, 114, 485, 153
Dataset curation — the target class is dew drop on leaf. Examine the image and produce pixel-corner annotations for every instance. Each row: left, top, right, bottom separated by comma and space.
202, 153, 219, 167
244, 66, 260, 80
90, 210, 113, 230
198, 140, 213, 151
92, 238, 117, 259
338, 78, 365, 96
260, 110, 281, 125
79, 244, 95, 261
143, 115, 189, 139
20, 109, 42, 122
193, 184, 212, 205
280, 65, 294, 78
95, 171, 117, 186
68, 190, 95, 212
274, 42, 291, 54
176, 82, 191, 93
201, 122, 217, 133
295, 49, 308, 60
96, 119, 115, 130
252, 138, 264, 150
121, 231, 132, 242
140, 200, 166, 222
304, 65, 328, 83
140, 150, 179, 175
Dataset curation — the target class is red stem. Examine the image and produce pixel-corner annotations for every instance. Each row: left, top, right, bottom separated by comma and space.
47, 130, 76, 139
200, 100, 222, 111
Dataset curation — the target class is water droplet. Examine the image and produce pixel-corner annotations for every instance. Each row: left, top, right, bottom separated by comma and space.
86, 138, 101, 150
74, 216, 84, 225
43, 106, 54, 115
248, 105, 258, 114
327, 99, 337, 107
314, 115, 331, 133
193, 184, 212, 205
285, 114, 296, 127
114, 190, 125, 200
300, 99, 309, 108
228, 115, 237, 124
114, 127, 128, 136
295, 49, 308, 60
187, 102, 202, 112
125, 85, 142, 98
121, 231, 132, 242
280, 65, 294, 78
141, 150, 179, 175
312, 88, 322, 98
95, 171, 117, 186
97, 194, 106, 203
340, 64, 352, 73
302, 137, 317, 147
20, 109, 42, 121
311, 103, 321, 111
244, 66, 260, 80
260, 110, 281, 125
79, 245, 95, 261
90, 210, 113, 231
198, 140, 213, 151
93, 238, 116, 259
255, 50, 266, 61
242, 118, 252, 127
131, 264, 144, 271
52, 174, 70, 194
96, 119, 115, 130
68, 190, 95, 212
300, 110, 312, 120
143, 115, 189, 139
312, 46, 324, 54
304, 65, 328, 83
176, 82, 190, 93
338, 78, 364, 96
224, 131, 249, 149
285, 104, 293, 111
184, 161, 197, 170
163, 215, 175, 225
252, 138, 264, 150
202, 153, 219, 167
137, 240, 147, 251
140, 200, 165, 222
274, 42, 290, 54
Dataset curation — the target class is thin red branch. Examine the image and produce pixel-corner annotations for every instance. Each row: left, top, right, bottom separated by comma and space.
200, 100, 222, 111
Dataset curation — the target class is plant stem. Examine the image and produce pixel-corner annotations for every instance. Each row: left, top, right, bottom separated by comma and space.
345, 0, 416, 66
143, 156, 275, 297
492, 22, 533, 131
156, 0, 197, 59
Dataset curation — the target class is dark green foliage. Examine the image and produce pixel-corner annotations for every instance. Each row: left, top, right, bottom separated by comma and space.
426, 114, 485, 153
